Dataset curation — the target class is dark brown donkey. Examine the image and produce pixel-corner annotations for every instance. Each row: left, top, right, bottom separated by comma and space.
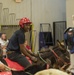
35, 40, 70, 71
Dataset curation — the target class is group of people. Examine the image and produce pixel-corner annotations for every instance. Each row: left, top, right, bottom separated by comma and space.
0, 17, 74, 74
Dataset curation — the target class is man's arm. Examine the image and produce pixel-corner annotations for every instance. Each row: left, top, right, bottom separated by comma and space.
20, 44, 32, 58
24, 45, 37, 57
25, 47, 38, 57
20, 44, 37, 62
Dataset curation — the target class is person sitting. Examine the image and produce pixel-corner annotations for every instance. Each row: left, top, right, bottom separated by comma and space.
6, 17, 37, 69
0, 33, 9, 58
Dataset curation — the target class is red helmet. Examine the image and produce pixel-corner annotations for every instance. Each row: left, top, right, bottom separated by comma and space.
19, 17, 32, 28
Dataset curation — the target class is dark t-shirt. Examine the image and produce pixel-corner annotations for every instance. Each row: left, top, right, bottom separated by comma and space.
7, 29, 25, 53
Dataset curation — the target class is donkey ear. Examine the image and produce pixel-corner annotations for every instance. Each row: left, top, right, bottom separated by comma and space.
56, 40, 60, 44
60, 40, 65, 45
62, 40, 64, 42
56, 40, 60, 45
57, 40, 59, 42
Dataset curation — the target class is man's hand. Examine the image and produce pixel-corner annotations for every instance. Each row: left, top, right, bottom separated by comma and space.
33, 53, 38, 57
31, 56, 37, 62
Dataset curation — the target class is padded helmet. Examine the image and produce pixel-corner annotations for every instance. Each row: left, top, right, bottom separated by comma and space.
68, 28, 73, 32
64, 27, 73, 34
19, 17, 32, 28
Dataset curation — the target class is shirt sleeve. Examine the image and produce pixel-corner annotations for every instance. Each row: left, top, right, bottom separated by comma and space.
18, 33, 25, 44
64, 33, 68, 45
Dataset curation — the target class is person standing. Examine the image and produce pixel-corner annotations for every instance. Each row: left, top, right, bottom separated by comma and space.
64, 27, 74, 72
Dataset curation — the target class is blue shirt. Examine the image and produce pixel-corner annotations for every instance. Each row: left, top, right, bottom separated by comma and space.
7, 28, 25, 53
64, 33, 74, 53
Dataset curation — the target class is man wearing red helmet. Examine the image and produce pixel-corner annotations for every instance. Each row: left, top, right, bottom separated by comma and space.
6, 17, 37, 68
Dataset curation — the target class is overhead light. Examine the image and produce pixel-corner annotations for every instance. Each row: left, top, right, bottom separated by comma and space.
15, 0, 22, 3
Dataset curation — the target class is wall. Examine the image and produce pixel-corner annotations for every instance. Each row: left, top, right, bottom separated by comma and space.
0, 0, 66, 52
66, 0, 74, 27
32, 0, 66, 52
0, 0, 31, 25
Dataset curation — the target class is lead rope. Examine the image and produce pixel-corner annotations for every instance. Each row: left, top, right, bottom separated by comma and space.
37, 51, 47, 64
38, 51, 50, 69
25, 72, 33, 75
